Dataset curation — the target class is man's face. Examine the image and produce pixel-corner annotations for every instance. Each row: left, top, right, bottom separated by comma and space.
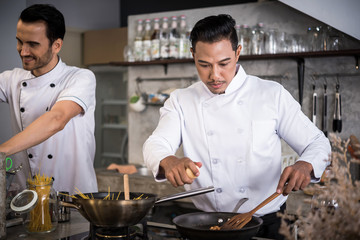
16, 20, 61, 76
192, 39, 241, 94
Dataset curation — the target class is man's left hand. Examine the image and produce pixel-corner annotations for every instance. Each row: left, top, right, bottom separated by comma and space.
277, 161, 313, 196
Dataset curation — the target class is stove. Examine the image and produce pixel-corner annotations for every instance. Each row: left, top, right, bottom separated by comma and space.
65, 222, 183, 240
64, 201, 197, 240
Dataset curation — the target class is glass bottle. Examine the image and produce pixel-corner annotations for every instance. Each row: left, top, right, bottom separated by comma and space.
265, 28, 278, 54
26, 178, 58, 233
151, 18, 161, 60
160, 17, 170, 59
178, 15, 189, 59
134, 19, 144, 61
169, 16, 180, 59
186, 27, 193, 58
251, 22, 265, 55
239, 24, 251, 55
142, 19, 152, 61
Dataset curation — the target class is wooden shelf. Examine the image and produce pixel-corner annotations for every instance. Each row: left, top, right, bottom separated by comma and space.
108, 49, 360, 66
108, 49, 360, 105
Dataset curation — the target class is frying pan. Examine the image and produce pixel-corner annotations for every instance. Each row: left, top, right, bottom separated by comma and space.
60, 186, 214, 228
173, 212, 263, 240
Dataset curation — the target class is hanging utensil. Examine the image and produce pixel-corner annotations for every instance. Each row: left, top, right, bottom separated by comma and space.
322, 80, 328, 136
333, 77, 342, 133
312, 83, 317, 125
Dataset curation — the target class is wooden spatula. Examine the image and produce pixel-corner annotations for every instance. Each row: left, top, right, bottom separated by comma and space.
221, 192, 281, 230
124, 174, 129, 200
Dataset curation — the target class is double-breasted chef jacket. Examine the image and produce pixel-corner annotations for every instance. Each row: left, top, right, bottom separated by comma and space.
143, 65, 331, 216
0, 58, 98, 194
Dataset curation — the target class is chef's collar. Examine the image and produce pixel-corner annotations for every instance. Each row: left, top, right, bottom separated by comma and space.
224, 64, 247, 95
22, 58, 66, 88
203, 64, 247, 96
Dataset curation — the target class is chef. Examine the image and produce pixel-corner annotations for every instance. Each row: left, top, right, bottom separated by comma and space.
0, 4, 98, 194
143, 14, 331, 239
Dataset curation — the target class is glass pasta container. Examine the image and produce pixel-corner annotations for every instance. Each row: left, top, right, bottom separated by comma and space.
26, 177, 58, 233
11, 175, 58, 233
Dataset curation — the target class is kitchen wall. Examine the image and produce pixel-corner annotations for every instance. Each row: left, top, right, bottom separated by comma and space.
127, 1, 360, 165
0, 0, 26, 143
0, 0, 120, 142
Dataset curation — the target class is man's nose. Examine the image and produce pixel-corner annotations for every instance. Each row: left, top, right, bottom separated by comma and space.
210, 65, 221, 80
19, 45, 30, 56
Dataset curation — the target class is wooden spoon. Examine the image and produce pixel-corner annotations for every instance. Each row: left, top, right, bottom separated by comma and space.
124, 174, 130, 200
221, 192, 281, 230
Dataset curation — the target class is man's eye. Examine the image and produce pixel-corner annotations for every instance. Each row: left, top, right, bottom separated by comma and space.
199, 64, 209, 68
220, 63, 229, 67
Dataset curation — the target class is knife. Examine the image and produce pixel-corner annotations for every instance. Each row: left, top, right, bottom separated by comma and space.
312, 84, 317, 125
333, 83, 342, 133
322, 83, 328, 136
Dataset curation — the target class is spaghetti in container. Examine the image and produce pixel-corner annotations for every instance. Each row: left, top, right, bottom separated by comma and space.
26, 175, 58, 233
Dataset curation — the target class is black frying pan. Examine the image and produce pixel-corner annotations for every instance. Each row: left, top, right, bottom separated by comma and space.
60, 186, 214, 227
173, 212, 262, 240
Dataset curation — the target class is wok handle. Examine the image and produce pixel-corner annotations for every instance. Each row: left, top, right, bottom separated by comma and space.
155, 186, 214, 204
59, 201, 80, 210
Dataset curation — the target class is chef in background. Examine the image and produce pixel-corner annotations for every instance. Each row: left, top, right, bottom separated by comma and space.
143, 14, 331, 239
0, 4, 98, 195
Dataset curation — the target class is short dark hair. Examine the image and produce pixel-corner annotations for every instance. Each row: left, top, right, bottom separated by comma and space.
19, 4, 65, 45
190, 14, 238, 53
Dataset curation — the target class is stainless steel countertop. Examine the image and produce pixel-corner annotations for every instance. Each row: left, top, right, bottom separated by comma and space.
5, 209, 89, 240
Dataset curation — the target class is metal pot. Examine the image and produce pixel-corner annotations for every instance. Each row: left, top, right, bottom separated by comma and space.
173, 212, 263, 240
60, 186, 214, 228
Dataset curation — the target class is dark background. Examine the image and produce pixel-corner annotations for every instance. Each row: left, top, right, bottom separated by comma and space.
120, 0, 258, 27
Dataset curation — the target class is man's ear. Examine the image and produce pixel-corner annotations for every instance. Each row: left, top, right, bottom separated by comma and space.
52, 38, 63, 54
235, 44, 242, 61
190, 47, 195, 58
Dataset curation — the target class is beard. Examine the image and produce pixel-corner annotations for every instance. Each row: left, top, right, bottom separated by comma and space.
21, 46, 54, 73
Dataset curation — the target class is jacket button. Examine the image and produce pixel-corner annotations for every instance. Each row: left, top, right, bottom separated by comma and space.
216, 188, 222, 193
50, 83, 55, 88
20, 108, 25, 112
47, 154, 53, 159
22, 82, 27, 87
28, 154, 33, 158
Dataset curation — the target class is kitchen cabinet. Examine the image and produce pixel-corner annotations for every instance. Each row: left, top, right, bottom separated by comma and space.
111, 48, 360, 105
89, 65, 128, 168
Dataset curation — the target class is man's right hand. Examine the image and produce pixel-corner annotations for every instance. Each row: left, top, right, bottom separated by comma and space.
159, 156, 202, 187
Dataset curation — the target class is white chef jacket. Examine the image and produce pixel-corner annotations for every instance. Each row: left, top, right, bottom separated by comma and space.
0, 58, 98, 194
143, 65, 331, 216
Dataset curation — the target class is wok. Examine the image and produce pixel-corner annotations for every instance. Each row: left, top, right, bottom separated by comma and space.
60, 186, 214, 228
173, 212, 263, 240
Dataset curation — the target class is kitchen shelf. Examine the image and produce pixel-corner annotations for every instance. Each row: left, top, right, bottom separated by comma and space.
111, 49, 360, 105
102, 123, 127, 129
102, 99, 127, 105
102, 152, 122, 159
109, 49, 360, 66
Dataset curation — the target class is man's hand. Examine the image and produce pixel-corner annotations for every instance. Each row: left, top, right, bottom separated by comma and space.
277, 161, 313, 196
159, 156, 202, 187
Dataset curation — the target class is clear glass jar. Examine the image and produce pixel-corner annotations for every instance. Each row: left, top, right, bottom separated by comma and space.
26, 179, 58, 233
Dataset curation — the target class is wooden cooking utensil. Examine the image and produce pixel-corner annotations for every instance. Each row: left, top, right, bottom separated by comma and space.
221, 192, 281, 230
124, 174, 129, 200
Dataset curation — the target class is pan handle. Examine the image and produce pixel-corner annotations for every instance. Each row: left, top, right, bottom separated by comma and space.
59, 200, 81, 210
155, 186, 214, 204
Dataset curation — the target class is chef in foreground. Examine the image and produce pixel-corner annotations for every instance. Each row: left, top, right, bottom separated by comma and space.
0, 4, 98, 195
143, 14, 331, 239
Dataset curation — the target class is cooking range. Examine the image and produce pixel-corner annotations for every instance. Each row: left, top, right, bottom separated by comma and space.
66, 200, 197, 240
